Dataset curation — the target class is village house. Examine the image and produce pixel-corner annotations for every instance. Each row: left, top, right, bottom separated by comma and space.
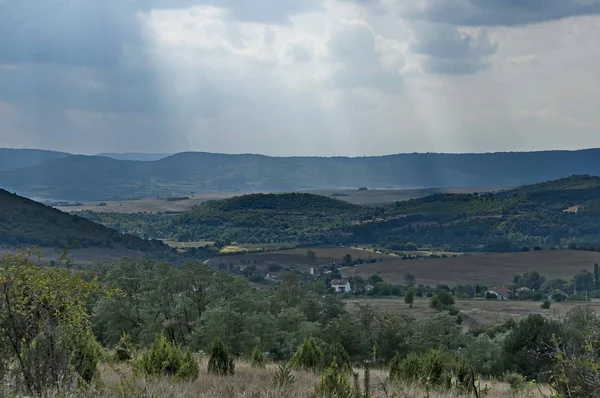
485, 286, 511, 300
331, 279, 352, 293
365, 284, 375, 292
516, 286, 531, 297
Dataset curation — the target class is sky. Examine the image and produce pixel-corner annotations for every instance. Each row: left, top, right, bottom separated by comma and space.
1, 0, 600, 156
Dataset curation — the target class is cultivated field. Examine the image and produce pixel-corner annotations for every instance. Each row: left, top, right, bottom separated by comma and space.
341, 250, 600, 286
55, 192, 248, 214
211, 246, 600, 286
208, 246, 377, 269
344, 297, 600, 328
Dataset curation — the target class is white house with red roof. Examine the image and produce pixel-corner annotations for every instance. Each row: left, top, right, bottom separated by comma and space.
331, 279, 351, 293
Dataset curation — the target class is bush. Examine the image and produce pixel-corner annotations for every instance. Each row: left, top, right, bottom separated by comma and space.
114, 333, 135, 362
138, 334, 199, 380
71, 331, 104, 384
430, 290, 455, 311
207, 339, 235, 376
251, 347, 266, 368
271, 362, 296, 391
292, 338, 323, 372
568, 294, 587, 302
324, 342, 351, 370
541, 299, 551, 309
314, 361, 354, 398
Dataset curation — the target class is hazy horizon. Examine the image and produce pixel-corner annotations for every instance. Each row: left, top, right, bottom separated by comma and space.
2, 1, 600, 156
4, 145, 600, 159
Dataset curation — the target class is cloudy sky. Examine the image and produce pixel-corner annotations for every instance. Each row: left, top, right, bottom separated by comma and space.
1, 0, 599, 156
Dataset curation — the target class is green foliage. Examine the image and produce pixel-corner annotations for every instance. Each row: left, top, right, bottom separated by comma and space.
251, 347, 266, 368
430, 289, 455, 311
207, 339, 235, 376
292, 338, 324, 372
0, 189, 167, 251
404, 287, 416, 308
502, 372, 527, 398
270, 362, 296, 391
314, 360, 354, 398
541, 299, 551, 309
0, 251, 102, 395
503, 314, 562, 378
324, 342, 352, 370
80, 175, 600, 251
548, 332, 600, 398
389, 352, 402, 381
114, 333, 136, 362
138, 334, 199, 380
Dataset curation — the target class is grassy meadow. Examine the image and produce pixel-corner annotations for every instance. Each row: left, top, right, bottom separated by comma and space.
84, 359, 550, 398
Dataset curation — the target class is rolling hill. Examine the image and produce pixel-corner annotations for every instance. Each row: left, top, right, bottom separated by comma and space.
96, 152, 173, 161
0, 148, 71, 171
0, 188, 167, 251
2, 149, 600, 200
78, 175, 600, 252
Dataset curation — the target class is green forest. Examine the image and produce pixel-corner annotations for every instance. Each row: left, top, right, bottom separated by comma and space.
0, 189, 167, 252
1, 252, 599, 397
80, 175, 600, 253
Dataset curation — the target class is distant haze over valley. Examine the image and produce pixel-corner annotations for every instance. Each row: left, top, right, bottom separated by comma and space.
1, 147, 600, 201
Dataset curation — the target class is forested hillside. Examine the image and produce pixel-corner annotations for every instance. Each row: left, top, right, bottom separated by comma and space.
80, 175, 600, 252
3, 149, 600, 200
0, 189, 167, 251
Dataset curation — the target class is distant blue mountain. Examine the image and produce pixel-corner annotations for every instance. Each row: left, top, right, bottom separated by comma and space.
1, 148, 600, 201
96, 153, 172, 161
0, 148, 71, 171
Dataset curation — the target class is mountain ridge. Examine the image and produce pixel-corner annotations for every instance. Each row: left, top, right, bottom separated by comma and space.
2, 148, 600, 201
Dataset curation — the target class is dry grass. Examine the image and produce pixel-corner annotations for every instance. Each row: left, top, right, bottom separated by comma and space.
84, 360, 550, 398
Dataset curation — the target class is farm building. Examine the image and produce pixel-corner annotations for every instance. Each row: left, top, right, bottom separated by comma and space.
485, 286, 510, 300
516, 287, 531, 297
331, 279, 351, 293
365, 284, 374, 292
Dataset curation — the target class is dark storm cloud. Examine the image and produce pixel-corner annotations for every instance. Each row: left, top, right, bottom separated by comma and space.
404, 0, 600, 26
411, 23, 497, 75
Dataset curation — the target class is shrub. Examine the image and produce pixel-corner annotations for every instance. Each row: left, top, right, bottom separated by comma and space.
503, 372, 527, 398
551, 291, 567, 302
71, 331, 104, 385
314, 360, 354, 398
568, 294, 587, 302
207, 339, 235, 376
541, 299, 551, 309
324, 342, 351, 370
138, 334, 199, 380
389, 352, 402, 382
251, 347, 266, 368
114, 333, 135, 362
430, 290, 455, 311
292, 338, 323, 372
271, 362, 296, 391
